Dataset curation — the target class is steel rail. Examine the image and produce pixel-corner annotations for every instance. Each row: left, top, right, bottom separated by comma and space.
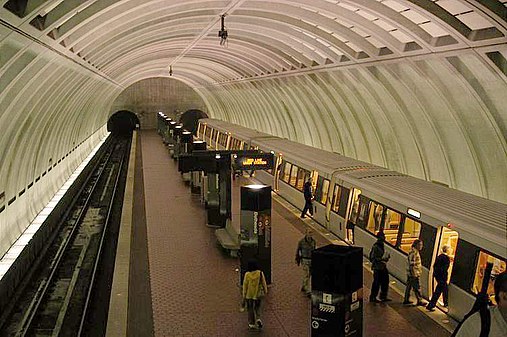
77, 138, 131, 336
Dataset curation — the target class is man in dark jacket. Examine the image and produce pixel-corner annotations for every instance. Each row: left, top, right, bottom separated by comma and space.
300, 178, 314, 218
426, 245, 451, 311
369, 231, 391, 303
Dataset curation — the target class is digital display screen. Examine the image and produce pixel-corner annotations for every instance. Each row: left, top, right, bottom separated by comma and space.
233, 153, 273, 170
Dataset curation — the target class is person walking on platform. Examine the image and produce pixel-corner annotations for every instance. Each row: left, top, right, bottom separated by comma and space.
426, 245, 451, 311
300, 177, 314, 218
369, 231, 391, 303
296, 228, 317, 297
453, 272, 507, 337
403, 239, 426, 306
242, 259, 268, 330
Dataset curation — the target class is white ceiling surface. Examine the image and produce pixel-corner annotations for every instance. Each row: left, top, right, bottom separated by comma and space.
0, 1, 506, 257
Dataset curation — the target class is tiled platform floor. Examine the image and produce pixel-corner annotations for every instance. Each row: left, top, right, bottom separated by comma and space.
134, 130, 451, 337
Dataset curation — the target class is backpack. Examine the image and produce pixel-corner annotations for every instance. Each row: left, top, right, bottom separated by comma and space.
368, 245, 375, 263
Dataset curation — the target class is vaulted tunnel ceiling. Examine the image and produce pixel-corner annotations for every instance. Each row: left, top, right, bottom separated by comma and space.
0, 1, 506, 258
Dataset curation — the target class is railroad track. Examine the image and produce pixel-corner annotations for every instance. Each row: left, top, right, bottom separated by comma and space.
1, 135, 131, 337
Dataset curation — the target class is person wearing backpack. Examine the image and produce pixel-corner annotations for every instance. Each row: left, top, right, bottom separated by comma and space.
426, 245, 451, 311
242, 259, 268, 330
369, 231, 391, 303
453, 271, 507, 337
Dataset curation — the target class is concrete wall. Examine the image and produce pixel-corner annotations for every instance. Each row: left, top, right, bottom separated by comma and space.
110, 77, 207, 129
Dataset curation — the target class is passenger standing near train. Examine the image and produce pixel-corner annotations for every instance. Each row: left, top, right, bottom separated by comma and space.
426, 245, 451, 311
242, 259, 268, 330
295, 228, 316, 297
369, 231, 391, 303
453, 272, 507, 337
403, 239, 426, 306
300, 177, 314, 218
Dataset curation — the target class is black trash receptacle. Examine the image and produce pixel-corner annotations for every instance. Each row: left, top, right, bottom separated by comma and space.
311, 245, 363, 337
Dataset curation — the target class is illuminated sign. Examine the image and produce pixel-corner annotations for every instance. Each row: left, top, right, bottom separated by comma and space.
407, 208, 421, 219
233, 153, 273, 171
241, 158, 268, 166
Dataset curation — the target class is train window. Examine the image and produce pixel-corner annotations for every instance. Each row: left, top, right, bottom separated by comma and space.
356, 195, 370, 229
382, 208, 402, 247
419, 223, 437, 268
281, 161, 291, 183
278, 161, 285, 181
399, 217, 422, 254
337, 187, 349, 218
296, 169, 308, 191
289, 165, 298, 187
348, 189, 362, 224
438, 227, 459, 266
366, 202, 384, 235
451, 239, 480, 292
472, 252, 506, 304
315, 176, 324, 202
320, 179, 330, 204
331, 185, 342, 213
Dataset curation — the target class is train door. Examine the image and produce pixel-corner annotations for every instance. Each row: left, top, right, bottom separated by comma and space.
344, 188, 362, 244
273, 154, 283, 192
214, 131, 220, 149
225, 133, 231, 150
429, 227, 459, 305
325, 176, 337, 227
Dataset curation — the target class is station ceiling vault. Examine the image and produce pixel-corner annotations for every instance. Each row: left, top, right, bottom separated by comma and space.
0, 1, 506, 257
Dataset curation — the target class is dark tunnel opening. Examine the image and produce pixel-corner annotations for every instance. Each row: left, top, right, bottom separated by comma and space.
179, 109, 209, 135
107, 110, 140, 136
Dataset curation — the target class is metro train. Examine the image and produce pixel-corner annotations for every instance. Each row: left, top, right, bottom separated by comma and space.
196, 118, 506, 321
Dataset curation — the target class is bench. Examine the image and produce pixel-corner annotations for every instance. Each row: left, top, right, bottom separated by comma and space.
215, 220, 240, 257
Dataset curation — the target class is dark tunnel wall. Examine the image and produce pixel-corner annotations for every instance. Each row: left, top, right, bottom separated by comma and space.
107, 111, 140, 136
179, 109, 209, 134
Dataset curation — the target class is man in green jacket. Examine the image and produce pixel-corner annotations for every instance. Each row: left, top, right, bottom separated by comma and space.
295, 228, 316, 296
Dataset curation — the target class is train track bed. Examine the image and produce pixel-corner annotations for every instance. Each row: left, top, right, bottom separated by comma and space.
0, 135, 132, 337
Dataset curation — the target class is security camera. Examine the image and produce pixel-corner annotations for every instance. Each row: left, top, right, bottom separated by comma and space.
218, 14, 228, 45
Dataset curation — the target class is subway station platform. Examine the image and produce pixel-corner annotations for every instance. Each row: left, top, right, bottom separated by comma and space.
113, 130, 455, 337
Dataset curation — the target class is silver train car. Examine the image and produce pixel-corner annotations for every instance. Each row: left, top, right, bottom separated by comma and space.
196, 118, 506, 321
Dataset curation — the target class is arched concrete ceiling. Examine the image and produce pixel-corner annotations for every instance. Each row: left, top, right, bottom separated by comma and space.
0, 0, 506, 257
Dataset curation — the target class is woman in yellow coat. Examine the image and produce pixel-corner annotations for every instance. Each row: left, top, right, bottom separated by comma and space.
242, 259, 268, 330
